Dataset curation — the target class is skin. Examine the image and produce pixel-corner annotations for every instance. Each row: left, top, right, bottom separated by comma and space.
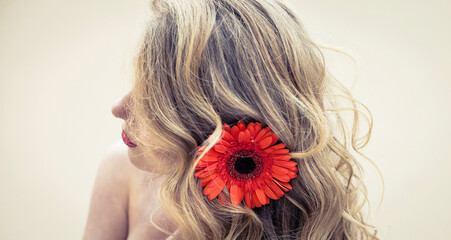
83, 93, 178, 240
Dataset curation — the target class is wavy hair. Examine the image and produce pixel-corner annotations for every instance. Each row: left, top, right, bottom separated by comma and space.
126, 0, 380, 239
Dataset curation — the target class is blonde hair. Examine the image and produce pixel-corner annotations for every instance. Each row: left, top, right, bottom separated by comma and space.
127, 0, 380, 239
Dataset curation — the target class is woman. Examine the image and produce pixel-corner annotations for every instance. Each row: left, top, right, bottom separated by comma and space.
84, 0, 379, 239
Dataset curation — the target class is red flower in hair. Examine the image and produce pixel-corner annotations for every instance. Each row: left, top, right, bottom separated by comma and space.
194, 121, 298, 208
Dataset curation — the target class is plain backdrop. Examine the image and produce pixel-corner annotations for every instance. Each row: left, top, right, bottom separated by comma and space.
1, 0, 450, 239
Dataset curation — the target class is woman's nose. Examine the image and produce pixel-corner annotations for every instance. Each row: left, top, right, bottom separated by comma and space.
111, 93, 131, 120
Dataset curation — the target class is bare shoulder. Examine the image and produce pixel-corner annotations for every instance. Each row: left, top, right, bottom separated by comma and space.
83, 140, 178, 240
83, 140, 134, 240
127, 156, 178, 239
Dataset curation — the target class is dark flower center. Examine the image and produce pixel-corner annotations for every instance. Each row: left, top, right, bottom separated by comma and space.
234, 156, 256, 174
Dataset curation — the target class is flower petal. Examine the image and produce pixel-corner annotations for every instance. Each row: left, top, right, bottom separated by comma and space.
196, 147, 219, 156
287, 171, 297, 178
271, 149, 290, 155
279, 181, 292, 190
203, 177, 219, 195
237, 121, 246, 131
219, 139, 231, 147
254, 122, 262, 133
230, 184, 244, 206
251, 191, 262, 207
222, 130, 235, 141
272, 173, 291, 182
244, 129, 250, 142
272, 155, 292, 161
263, 148, 275, 154
198, 151, 221, 162
270, 134, 278, 146
205, 177, 226, 200
263, 184, 278, 200
214, 145, 227, 153
263, 143, 287, 154
218, 192, 228, 205
244, 191, 252, 208
271, 165, 290, 175
266, 180, 284, 198
200, 172, 217, 187
273, 179, 291, 192
255, 127, 270, 142
194, 162, 218, 178
269, 143, 286, 150
272, 160, 297, 168
223, 123, 231, 131
247, 125, 256, 138
264, 193, 270, 204
195, 160, 217, 169
231, 125, 240, 140
258, 136, 273, 149
238, 130, 250, 143
255, 188, 267, 205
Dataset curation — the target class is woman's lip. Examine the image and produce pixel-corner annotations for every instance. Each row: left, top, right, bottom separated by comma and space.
122, 130, 137, 148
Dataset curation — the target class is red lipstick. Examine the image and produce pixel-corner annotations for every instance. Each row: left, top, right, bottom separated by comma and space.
122, 130, 137, 148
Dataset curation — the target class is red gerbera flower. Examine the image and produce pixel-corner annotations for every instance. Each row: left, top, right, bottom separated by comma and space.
193, 121, 298, 209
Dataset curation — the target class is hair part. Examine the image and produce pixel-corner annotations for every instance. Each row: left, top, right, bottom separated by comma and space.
128, 0, 379, 239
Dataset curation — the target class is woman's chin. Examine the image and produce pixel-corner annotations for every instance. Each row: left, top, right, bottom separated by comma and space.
127, 147, 152, 172
128, 148, 179, 177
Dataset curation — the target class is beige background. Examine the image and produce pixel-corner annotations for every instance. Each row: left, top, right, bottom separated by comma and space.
1, 0, 450, 239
